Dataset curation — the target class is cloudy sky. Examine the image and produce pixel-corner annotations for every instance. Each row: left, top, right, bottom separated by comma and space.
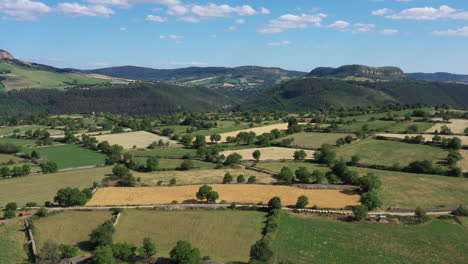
1, 0, 468, 73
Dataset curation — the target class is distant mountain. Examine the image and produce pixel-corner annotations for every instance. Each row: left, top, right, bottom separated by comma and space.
0, 49, 15, 60
308, 65, 407, 81
82, 65, 306, 90
409, 72, 468, 84
239, 78, 468, 111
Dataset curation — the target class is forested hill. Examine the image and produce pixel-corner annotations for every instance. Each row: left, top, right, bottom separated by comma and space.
238, 78, 468, 112
307, 65, 407, 80
409, 72, 468, 84
0, 82, 233, 117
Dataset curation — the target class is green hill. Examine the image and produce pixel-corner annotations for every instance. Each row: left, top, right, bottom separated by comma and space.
308, 65, 407, 81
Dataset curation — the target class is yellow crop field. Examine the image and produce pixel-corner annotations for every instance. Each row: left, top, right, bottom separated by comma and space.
87, 185, 360, 208
213, 123, 289, 143
377, 133, 468, 146
461, 150, 468, 173
220, 147, 315, 161
94, 131, 179, 149
426, 119, 468, 134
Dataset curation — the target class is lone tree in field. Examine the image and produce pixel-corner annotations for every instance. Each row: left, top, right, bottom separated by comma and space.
170, 241, 201, 264
40, 161, 58, 174
275, 166, 294, 184
252, 150, 261, 162
196, 185, 219, 203
296, 195, 309, 209
357, 173, 382, 192
210, 134, 221, 143
223, 172, 233, 184
360, 191, 382, 210
192, 135, 206, 149
293, 150, 307, 160
237, 174, 246, 183
295, 166, 310, 183
248, 176, 257, 184
146, 156, 159, 172
268, 196, 282, 210
224, 153, 243, 166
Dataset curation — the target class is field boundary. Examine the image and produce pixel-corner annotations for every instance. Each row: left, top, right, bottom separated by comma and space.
24, 220, 38, 264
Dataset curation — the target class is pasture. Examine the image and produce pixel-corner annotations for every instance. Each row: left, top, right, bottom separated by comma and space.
129, 147, 197, 158
213, 123, 289, 143
426, 119, 468, 134
278, 132, 354, 149
338, 120, 397, 131
134, 158, 215, 170
87, 185, 361, 208
34, 210, 113, 253
461, 150, 468, 173
114, 210, 265, 263
271, 213, 468, 264
254, 162, 468, 208
0, 166, 111, 207
0, 125, 49, 136
0, 154, 24, 164
133, 168, 273, 186
376, 133, 468, 146
220, 147, 315, 161
94, 131, 178, 149
29, 144, 106, 169
0, 221, 28, 264
335, 139, 448, 167
0, 137, 38, 148
385, 121, 434, 133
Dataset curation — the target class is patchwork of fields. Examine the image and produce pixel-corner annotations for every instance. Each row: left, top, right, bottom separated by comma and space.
213, 123, 289, 142
220, 147, 315, 161
94, 131, 178, 149
278, 132, 354, 149
87, 185, 360, 208
378, 133, 468, 146
426, 119, 468, 134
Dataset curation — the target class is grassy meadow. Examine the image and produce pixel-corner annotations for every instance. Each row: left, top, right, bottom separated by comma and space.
0, 137, 38, 148
0, 221, 29, 264
271, 213, 468, 264
29, 144, 106, 169
0, 125, 49, 136
133, 158, 215, 170
129, 147, 197, 158
278, 132, 354, 149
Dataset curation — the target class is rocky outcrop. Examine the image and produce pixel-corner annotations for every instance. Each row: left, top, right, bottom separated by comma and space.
308, 64, 406, 80
0, 49, 15, 60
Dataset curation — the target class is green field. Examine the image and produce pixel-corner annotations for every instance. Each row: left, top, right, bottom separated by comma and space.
133, 158, 215, 170
253, 162, 468, 208
129, 147, 197, 158
0, 137, 38, 148
0, 154, 25, 164
340, 108, 431, 122
29, 144, 106, 169
271, 213, 468, 264
0, 125, 49, 136
0, 166, 111, 207
335, 139, 448, 167
0, 221, 29, 264
386, 121, 435, 133
277, 132, 354, 149
0, 62, 108, 90
339, 120, 397, 131
114, 209, 265, 263
34, 210, 113, 253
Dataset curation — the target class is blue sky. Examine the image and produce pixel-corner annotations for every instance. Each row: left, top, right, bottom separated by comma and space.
1, 0, 468, 73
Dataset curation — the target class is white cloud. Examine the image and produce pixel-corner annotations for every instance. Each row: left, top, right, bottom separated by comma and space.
258, 13, 327, 33
167, 4, 188, 16
159, 34, 184, 39
310, 8, 323, 13
260, 7, 270, 15
145, 14, 167, 22
85, 0, 181, 8
120, 27, 127, 31
166, 3, 268, 21
58, 3, 115, 17
177, 16, 199, 23
93, 62, 110, 67
235, 18, 246, 24
372, 8, 393, 16
432, 26, 468, 37
379, 29, 399, 35
0, 0, 52, 21
352, 23, 376, 34
225, 26, 237, 31
328, 20, 350, 29
387, 5, 468, 20
267, 40, 291, 46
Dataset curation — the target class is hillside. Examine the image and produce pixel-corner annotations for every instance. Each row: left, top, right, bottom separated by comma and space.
308, 65, 407, 81
83, 65, 306, 90
409, 72, 468, 84
239, 77, 468, 111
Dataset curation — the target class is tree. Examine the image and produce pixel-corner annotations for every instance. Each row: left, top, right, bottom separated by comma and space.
296, 195, 309, 208
336, 138, 346, 147
350, 155, 361, 166
210, 134, 221, 143
451, 205, 468, 216
268, 196, 282, 210
3, 209, 16, 219
138, 237, 157, 258
314, 145, 336, 165
39, 240, 61, 264
224, 153, 243, 165
406, 124, 419, 134
250, 240, 273, 262
295, 166, 310, 183
178, 159, 194, 170
89, 245, 115, 264
358, 173, 382, 192
40, 161, 58, 174
193, 135, 206, 149
181, 135, 193, 147
293, 150, 307, 160
415, 207, 429, 222
5, 202, 17, 211
112, 164, 129, 178
89, 220, 115, 248
146, 156, 159, 171
121, 173, 136, 187
112, 243, 136, 262
447, 137, 462, 150
465, 127, 468, 136
275, 166, 294, 184
223, 172, 233, 184
206, 191, 219, 203
54, 188, 89, 206
252, 150, 261, 162
170, 178, 177, 185
447, 151, 463, 166
312, 170, 325, 184
59, 244, 78, 258
31, 150, 40, 159
36, 207, 48, 217
248, 176, 257, 184
360, 191, 382, 210
196, 185, 213, 201
237, 174, 245, 183
352, 205, 368, 221
169, 240, 201, 264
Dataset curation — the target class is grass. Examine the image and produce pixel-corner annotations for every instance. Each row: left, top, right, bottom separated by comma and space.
129, 147, 197, 158
114, 210, 265, 263
340, 108, 431, 122
0, 221, 29, 264
335, 139, 448, 167
253, 162, 468, 208
277, 132, 354, 149
133, 158, 215, 170
386, 121, 435, 133
29, 144, 106, 169
0, 125, 49, 136
220, 147, 315, 161
0, 154, 25, 164
339, 120, 397, 131
0, 137, 39, 148
87, 185, 360, 208
0, 166, 111, 207
271, 212, 468, 264
34, 210, 113, 254
94, 131, 178, 149
133, 168, 273, 186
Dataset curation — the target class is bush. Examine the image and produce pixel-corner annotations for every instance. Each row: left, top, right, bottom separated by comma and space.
451, 205, 468, 216
295, 195, 309, 209
89, 220, 115, 248
170, 240, 201, 264
178, 159, 194, 170
357, 173, 382, 192
0, 143, 21, 154
249, 240, 273, 262
40, 161, 58, 174
237, 174, 245, 183
352, 205, 368, 221
224, 153, 243, 165
360, 191, 382, 210
36, 207, 48, 217
415, 207, 430, 223
268, 196, 282, 210
248, 176, 257, 184
222, 172, 233, 184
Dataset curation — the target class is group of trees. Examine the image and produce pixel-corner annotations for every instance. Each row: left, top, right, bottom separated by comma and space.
111, 164, 137, 187
0, 142, 22, 154
0, 164, 31, 178
335, 135, 354, 147
222, 172, 257, 184
54, 187, 93, 206
196, 185, 219, 203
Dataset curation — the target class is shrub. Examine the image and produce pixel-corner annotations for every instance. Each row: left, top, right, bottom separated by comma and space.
249, 240, 273, 262
352, 205, 368, 221
451, 205, 468, 216
170, 240, 201, 264
0, 143, 21, 154
237, 174, 245, 183
360, 191, 382, 210
358, 173, 382, 192
415, 207, 430, 223
293, 150, 307, 160
89, 220, 115, 248
178, 159, 194, 170
40, 161, 58, 174
222, 172, 233, 184
295, 195, 309, 209
248, 176, 257, 184
275, 166, 294, 184
268, 196, 282, 210
224, 153, 243, 165
36, 207, 48, 217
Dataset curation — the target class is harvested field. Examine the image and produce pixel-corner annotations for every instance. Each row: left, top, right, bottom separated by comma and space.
220, 147, 315, 161
377, 133, 468, 146
277, 132, 354, 149
461, 150, 468, 173
87, 185, 360, 208
94, 131, 179, 149
214, 123, 289, 143
114, 210, 264, 263
426, 119, 468, 134
133, 168, 273, 186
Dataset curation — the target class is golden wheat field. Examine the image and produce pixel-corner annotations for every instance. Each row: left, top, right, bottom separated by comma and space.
220, 147, 315, 161
87, 185, 360, 208
461, 150, 468, 173
94, 131, 179, 149
377, 133, 468, 146
426, 119, 468, 134
213, 123, 290, 143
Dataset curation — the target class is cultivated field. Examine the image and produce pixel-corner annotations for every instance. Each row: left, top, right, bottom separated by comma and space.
426, 119, 468, 134
0, 154, 24, 164
386, 121, 435, 133
377, 133, 468, 146
254, 162, 468, 208
0, 221, 28, 264
220, 147, 315, 161
87, 185, 360, 208
34, 210, 113, 253
0, 137, 38, 148
29, 144, 106, 169
133, 158, 215, 170
0, 125, 49, 136
129, 147, 197, 158
94, 131, 178, 149
335, 139, 448, 167
271, 213, 468, 264
133, 168, 273, 186
213, 123, 289, 142
114, 210, 264, 263
461, 149, 468, 173
278, 132, 354, 149
0, 166, 111, 207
